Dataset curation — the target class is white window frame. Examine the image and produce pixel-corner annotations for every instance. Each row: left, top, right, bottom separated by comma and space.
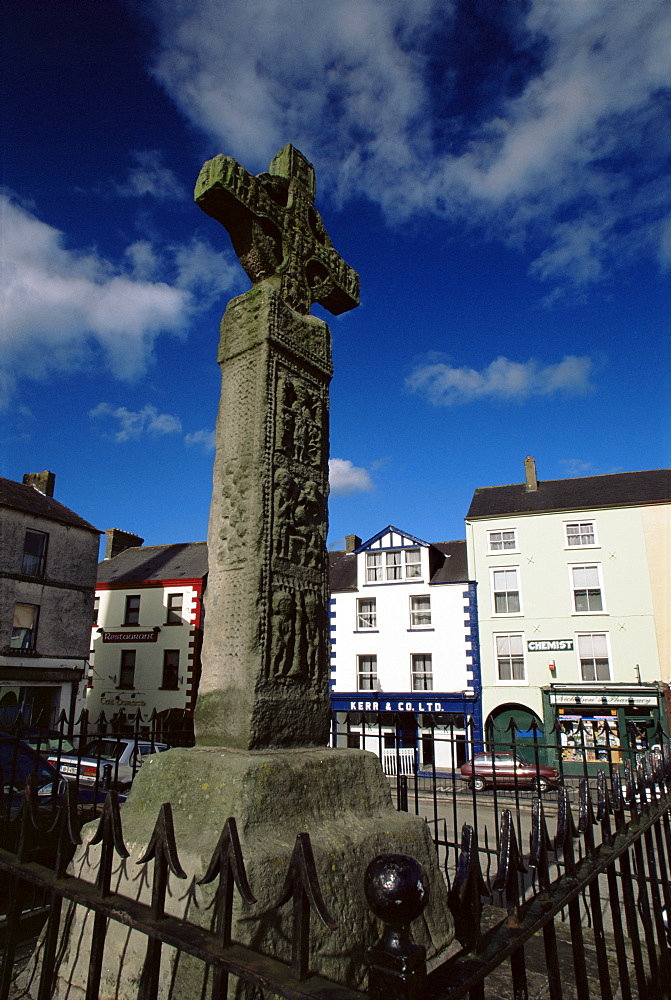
357, 655, 377, 691
491, 567, 522, 616
564, 520, 598, 548
366, 552, 383, 582
357, 598, 377, 630
487, 528, 518, 553
409, 595, 431, 628
364, 548, 423, 584
411, 654, 433, 691
576, 632, 611, 682
494, 633, 526, 684
405, 548, 422, 579
569, 564, 605, 614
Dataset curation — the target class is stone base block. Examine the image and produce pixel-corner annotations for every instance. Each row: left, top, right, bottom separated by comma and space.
24, 746, 453, 998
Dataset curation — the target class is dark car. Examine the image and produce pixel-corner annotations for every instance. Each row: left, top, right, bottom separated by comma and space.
460, 752, 560, 793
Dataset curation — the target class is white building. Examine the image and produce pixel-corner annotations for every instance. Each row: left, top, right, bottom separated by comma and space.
0, 472, 99, 728
87, 530, 207, 742
329, 526, 481, 772
465, 459, 671, 766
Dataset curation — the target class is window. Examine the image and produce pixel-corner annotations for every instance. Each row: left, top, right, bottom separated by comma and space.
571, 565, 603, 613
366, 549, 422, 583
357, 598, 377, 629
10, 604, 39, 650
162, 650, 180, 689
566, 521, 596, 547
411, 654, 433, 691
92, 596, 100, 626
492, 568, 521, 614
405, 549, 421, 578
124, 595, 141, 625
166, 593, 183, 624
496, 634, 525, 682
578, 633, 610, 681
366, 553, 382, 582
119, 650, 136, 689
21, 530, 48, 577
410, 596, 431, 627
357, 655, 377, 691
488, 529, 517, 552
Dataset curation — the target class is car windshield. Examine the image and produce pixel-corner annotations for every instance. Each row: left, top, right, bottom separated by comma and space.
83, 740, 125, 761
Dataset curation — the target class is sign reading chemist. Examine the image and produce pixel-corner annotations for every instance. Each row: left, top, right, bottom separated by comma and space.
527, 639, 574, 652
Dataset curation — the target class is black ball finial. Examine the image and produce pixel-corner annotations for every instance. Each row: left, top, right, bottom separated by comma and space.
364, 854, 429, 928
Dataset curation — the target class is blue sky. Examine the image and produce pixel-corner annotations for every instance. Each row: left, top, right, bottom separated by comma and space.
1, 0, 669, 556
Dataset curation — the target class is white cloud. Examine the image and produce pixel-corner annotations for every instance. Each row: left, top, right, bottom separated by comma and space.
329, 458, 374, 495
143, 0, 671, 292
406, 355, 593, 406
184, 428, 216, 450
0, 196, 241, 406
90, 403, 183, 442
115, 150, 186, 200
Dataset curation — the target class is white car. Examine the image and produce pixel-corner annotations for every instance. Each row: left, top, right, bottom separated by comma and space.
49, 738, 169, 791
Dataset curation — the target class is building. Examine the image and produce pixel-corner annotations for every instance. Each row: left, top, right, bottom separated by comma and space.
329, 526, 482, 771
87, 530, 207, 741
465, 459, 671, 767
0, 471, 100, 728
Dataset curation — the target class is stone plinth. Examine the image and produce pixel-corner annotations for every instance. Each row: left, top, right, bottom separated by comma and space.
196, 283, 333, 750
28, 748, 452, 999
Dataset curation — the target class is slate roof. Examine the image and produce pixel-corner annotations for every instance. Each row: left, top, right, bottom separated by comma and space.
466, 468, 671, 520
97, 542, 208, 585
328, 539, 469, 591
0, 476, 98, 533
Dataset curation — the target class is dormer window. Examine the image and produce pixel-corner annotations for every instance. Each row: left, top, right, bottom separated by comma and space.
365, 548, 422, 583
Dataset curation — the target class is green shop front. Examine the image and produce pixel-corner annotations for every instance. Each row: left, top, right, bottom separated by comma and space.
542, 682, 669, 774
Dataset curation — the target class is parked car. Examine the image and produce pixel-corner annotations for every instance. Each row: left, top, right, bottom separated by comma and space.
0, 734, 63, 802
19, 729, 75, 756
460, 752, 560, 793
49, 738, 169, 792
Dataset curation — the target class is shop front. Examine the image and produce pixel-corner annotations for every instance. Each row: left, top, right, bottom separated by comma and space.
542, 683, 667, 774
330, 692, 482, 774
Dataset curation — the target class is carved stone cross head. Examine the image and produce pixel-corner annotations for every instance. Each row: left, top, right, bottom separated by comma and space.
195, 143, 360, 316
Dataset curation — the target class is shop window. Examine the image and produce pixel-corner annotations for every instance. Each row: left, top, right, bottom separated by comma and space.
488, 529, 517, 552
124, 595, 141, 625
166, 593, 183, 624
11, 604, 39, 650
492, 568, 521, 614
409, 596, 431, 628
21, 530, 48, 578
571, 565, 603, 613
495, 634, 525, 682
578, 633, 610, 681
421, 734, 435, 767
411, 654, 433, 691
347, 733, 361, 749
357, 598, 376, 629
161, 650, 180, 689
119, 650, 136, 689
357, 655, 377, 691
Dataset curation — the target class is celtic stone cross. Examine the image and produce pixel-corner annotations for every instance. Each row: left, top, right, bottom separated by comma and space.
195, 143, 359, 316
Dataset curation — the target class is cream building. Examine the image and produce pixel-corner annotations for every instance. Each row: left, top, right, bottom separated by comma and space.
465, 459, 670, 766
87, 531, 207, 742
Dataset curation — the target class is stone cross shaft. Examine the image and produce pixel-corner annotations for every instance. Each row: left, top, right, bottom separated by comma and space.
195, 143, 359, 316
194, 146, 359, 750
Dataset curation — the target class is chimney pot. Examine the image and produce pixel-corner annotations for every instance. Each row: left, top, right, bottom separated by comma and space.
23, 471, 56, 497
524, 456, 538, 492
345, 534, 362, 552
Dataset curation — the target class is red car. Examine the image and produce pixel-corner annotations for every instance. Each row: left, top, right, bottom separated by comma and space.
460, 752, 560, 793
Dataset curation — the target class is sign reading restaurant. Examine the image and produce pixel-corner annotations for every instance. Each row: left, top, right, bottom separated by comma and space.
527, 639, 574, 652
101, 630, 158, 644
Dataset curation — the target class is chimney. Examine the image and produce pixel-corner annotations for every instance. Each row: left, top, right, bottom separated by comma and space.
524, 456, 538, 492
105, 528, 144, 560
23, 471, 56, 497
345, 534, 362, 552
